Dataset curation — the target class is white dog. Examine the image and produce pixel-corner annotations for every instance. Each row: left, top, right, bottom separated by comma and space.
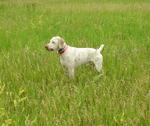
45, 36, 104, 78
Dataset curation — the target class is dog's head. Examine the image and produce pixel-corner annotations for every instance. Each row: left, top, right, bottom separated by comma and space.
45, 36, 65, 51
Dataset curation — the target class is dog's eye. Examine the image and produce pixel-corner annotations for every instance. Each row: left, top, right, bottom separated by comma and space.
52, 41, 55, 44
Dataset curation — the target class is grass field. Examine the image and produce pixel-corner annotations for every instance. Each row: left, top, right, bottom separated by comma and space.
0, 0, 150, 126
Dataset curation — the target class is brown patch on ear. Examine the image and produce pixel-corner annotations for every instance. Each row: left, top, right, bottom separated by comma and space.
58, 37, 65, 48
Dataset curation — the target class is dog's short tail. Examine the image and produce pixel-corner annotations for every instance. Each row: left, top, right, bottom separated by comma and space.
97, 44, 104, 52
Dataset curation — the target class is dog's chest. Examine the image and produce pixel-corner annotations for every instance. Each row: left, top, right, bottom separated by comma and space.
60, 54, 73, 67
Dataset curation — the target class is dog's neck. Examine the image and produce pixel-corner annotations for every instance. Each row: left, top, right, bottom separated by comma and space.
58, 43, 68, 55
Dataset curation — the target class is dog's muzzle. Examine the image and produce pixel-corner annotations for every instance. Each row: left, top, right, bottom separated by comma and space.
45, 45, 54, 51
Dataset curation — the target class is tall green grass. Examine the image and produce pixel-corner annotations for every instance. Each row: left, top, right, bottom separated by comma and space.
0, 0, 149, 126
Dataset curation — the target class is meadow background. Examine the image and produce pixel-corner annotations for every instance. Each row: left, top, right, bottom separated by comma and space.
0, 0, 150, 126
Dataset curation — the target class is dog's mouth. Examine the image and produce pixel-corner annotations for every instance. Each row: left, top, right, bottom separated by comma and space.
48, 48, 54, 51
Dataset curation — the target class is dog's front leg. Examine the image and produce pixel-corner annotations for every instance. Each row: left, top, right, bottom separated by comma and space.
63, 66, 69, 76
68, 67, 74, 78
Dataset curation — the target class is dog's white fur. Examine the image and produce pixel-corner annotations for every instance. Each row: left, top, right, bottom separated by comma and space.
45, 36, 104, 78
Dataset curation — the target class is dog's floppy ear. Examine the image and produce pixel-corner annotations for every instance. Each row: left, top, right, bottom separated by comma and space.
58, 37, 65, 48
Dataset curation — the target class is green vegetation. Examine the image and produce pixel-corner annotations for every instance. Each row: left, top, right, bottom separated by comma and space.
0, 0, 149, 125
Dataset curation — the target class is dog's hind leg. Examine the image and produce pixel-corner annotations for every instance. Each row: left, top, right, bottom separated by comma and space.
93, 56, 103, 72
